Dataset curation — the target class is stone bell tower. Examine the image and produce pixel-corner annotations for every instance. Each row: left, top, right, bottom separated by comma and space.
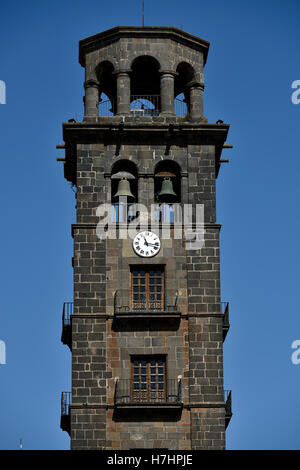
59, 26, 232, 450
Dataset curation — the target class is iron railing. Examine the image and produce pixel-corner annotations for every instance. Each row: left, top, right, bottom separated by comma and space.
62, 302, 73, 327
98, 95, 188, 117
130, 95, 160, 116
174, 97, 188, 117
115, 379, 182, 405
224, 389, 232, 426
221, 302, 230, 340
61, 302, 73, 349
60, 392, 71, 434
114, 291, 179, 314
61, 391, 71, 416
99, 99, 114, 116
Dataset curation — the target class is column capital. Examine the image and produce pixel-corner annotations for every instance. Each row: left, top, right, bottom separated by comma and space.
160, 70, 177, 77
84, 79, 99, 89
188, 81, 205, 90
113, 70, 131, 77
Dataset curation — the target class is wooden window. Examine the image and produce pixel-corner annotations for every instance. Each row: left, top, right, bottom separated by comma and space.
131, 356, 166, 402
131, 267, 164, 310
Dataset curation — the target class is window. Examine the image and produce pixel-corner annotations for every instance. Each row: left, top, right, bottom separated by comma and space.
131, 267, 164, 310
131, 356, 166, 402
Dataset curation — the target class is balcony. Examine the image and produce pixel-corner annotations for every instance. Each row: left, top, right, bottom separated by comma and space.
225, 390, 232, 428
221, 302, 230, 341
60, 391, 71, 435
61, 302, 73, 351
114, 291, 180, 320
114, 379, 182, 409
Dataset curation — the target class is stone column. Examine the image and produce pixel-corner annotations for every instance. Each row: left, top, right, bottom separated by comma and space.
116, 71, 130, 115
189, 82, 204, 120
84, 79, 99, 117
160, 72, 175, 116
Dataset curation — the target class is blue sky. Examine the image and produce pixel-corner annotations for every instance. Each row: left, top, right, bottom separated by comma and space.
0, 0, 300, 450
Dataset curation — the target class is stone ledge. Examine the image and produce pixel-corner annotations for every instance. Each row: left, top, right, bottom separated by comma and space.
70, 313, 225, 319
69, 402, 225, 410
71, 223, 222, 237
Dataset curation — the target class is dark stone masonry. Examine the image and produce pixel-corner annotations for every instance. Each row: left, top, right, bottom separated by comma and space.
59, 26, 232, 450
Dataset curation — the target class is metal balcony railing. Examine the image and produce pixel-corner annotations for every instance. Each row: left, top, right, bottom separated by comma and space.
115, 379, 182, 405
61, 391, 71, 416
221, 302, 230, 341
114, 291, 179, 316
61, 302, 73, 349
98, 95, 188, 117
130, 95, 160, 116
62, 302, 73, 326
99, 98, 114, 116
224, 389, 232, 428
60, 391, 71, 434
174, 97, 188, 117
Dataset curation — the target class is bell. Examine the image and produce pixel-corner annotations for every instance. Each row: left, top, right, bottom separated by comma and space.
158, 177, 177, 202
113, 177, 135, 201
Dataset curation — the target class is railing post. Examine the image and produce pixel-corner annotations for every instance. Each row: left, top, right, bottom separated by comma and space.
114, 291, 118, 313
178, 379, 182, 402
114, 379, 118, 405
175, 292, 179, 311
62, 304, 65, 332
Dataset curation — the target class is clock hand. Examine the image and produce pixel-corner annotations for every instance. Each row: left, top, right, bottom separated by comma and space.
144, 236, 157, 247
143, 236, 148, 246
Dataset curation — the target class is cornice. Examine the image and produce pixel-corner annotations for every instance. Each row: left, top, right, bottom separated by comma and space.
79, 26, 210, 66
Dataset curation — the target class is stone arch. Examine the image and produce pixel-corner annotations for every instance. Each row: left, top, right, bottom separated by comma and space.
95, 60, 116, 110
130, 55, 161, 96
174, 61, 196, 98
111, 158, 138, 177
111, 159, 138, 203
154, 160, 181, 203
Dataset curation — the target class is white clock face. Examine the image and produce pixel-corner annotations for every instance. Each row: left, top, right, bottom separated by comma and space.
133, 231, 161, 258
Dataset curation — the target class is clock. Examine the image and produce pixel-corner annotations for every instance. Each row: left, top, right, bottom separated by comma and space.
133, 231, 161, 258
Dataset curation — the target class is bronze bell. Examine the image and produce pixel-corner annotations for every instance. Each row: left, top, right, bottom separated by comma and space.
158, 177, 177, 202
113, 177, 135, 201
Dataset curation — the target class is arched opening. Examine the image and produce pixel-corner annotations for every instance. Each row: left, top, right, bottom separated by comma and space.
96, 61, 116, 115
174, 62, 196, 117
130, 56, 161, 116
111, 160, 138, 222
174, 93, 188, 117
99, 92, 114, 116
154, 160, 181, 223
